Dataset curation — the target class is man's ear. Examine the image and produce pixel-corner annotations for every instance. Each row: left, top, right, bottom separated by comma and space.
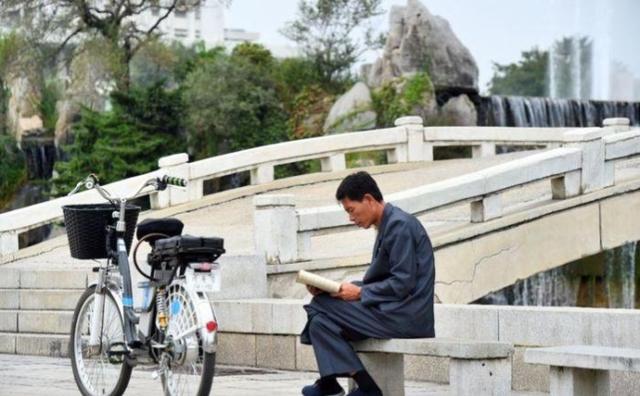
363, 193, 375, 204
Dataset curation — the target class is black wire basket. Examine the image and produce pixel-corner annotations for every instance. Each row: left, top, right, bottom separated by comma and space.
63, 204, 141, 259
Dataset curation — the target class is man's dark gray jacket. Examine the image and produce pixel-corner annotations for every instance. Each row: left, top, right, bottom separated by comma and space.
360, 203, 435, 337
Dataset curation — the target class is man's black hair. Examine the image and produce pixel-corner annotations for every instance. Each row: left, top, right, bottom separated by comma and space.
335, 171, 383, 202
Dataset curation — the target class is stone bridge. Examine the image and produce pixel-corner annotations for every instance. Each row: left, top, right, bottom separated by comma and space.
1, 116, 640, 393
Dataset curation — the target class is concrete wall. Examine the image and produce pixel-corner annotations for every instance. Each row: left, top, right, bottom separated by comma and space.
213, 300, 640, 393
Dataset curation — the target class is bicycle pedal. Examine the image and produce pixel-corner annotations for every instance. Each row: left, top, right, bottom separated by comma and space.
106, 342, 128, 364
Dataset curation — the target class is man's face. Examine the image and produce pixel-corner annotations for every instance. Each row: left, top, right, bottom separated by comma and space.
340, 195, 377, 229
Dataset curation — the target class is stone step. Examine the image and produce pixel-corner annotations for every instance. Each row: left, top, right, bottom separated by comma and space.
0, 289, 84, 310
0, 268, 91, 289
0, 332, 69, 357
0, 310, 74, 335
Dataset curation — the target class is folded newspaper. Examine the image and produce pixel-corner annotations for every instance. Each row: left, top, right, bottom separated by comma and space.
296, 270, 341, 294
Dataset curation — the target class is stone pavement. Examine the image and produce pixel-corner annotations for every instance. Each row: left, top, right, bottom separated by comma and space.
0, 354, 546, 396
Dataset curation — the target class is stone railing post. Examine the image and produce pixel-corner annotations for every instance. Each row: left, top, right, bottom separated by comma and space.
150, 153, 194, 209
470, 193, 502, 223
563, 128, 614, 194
472, 142, 496, 158
321, 153, 346, 172
250, 164, 274, 185
603, 117, 630, 133
0, 231, 19, 256
253, 194, 299, 264
395, 116, 431, 161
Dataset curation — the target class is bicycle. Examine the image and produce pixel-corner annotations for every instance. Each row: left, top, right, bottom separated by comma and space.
63, 174, 225, 396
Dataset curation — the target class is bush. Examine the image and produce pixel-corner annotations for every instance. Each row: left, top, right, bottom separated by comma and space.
372, 72, 434, 127
0, 134, 27, 208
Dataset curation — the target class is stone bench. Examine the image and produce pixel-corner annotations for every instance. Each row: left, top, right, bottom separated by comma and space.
351, 337, 514, 396
524, 345, 640, 396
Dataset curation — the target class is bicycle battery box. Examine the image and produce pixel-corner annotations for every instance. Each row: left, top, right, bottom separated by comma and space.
148, 235, 225, 269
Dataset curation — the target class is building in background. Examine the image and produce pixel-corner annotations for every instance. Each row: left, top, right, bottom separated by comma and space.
0, 0, 260, 50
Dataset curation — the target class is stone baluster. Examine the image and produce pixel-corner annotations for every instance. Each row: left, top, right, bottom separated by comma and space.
470, 193, 502, 223
472, 142, 496, 158
395, 116, 432, 162
563, 128, 614, 194
0, 231, 19, 256
253, 194, 300, 264
250, 164, 275, 185
150, 153, 195, 209
603, 117, 630, 133
321, 153, 346, 172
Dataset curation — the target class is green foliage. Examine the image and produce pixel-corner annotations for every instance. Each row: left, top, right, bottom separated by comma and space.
487, 48, 548, 97
0, 134, 27, 208
271, 57, 324, 112
288, 85, 333, 139
53, 83, 186, 195
231, 42, 274, 68
40, 79, 61, 133
372, 72, 433, 127
182, 53, 288, 159
281, 0, 384, 92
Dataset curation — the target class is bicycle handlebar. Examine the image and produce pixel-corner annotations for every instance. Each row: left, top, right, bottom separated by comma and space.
67, 174, 187, 204
161, 175, 188, 187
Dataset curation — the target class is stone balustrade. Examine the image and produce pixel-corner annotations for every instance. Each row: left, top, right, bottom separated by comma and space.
0, 116, 634, 257
254, 122, 640, 263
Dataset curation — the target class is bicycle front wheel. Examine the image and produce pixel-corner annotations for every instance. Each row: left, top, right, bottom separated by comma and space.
160, 284, 216, 396
70, 285, 132, 396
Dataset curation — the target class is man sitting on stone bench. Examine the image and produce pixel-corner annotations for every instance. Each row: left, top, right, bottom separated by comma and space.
300, 171, 436, 396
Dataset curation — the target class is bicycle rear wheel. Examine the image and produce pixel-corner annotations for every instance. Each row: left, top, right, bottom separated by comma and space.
160, 284, 216, 396
70, 285, 133, 396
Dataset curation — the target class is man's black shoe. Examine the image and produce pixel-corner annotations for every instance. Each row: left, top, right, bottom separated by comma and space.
301, 378, 345, 396
346, 388, 382, 396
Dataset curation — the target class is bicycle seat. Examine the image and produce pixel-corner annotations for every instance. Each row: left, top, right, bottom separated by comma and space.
136, 218, 184, 244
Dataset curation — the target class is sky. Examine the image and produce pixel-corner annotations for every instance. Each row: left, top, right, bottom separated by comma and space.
226, 0, 640, 97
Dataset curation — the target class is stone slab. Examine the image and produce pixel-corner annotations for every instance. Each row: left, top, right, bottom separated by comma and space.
15, 333, 68, 357
434, 304, 498, 341
18, 310, 74, 334
19, 289, 82, 310
0, 289, 19, 309
0, 333, 16, 354
524, 345, 640, 372
207, 255, 268, 300
352, 338, 513, 359
0, 310, 17, 332
216, 333, 256, 367
600, 190, 640, 250
256, 335, 296, 370
0, 269, 19, 287
20, 270, 88, 289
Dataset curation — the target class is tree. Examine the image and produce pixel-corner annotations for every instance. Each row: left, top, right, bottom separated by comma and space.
281, 0, 384, 91
53, 82, 186, 194
0, 0, 230, 92
487, 48, 548, 97
182, 53, 288, 159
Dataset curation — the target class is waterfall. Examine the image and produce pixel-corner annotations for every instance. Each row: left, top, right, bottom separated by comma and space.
478, 95, 640, 127
605, 242, 636, 309
475, 242, 639, 308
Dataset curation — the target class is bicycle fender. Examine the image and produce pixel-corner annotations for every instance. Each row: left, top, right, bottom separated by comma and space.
185, 287, 218, 354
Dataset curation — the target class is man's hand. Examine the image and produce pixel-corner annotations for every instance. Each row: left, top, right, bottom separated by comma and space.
306, 285, 322, 296
332, 282, 361, 301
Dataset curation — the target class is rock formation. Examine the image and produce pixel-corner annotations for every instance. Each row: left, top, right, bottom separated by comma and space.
323, 82, 377, 134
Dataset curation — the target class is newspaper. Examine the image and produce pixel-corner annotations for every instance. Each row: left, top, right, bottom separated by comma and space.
296, 270, 341, 294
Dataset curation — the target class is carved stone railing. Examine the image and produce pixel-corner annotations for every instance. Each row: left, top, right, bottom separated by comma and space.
0, 116, 631, 257
253, 118, 640, 264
